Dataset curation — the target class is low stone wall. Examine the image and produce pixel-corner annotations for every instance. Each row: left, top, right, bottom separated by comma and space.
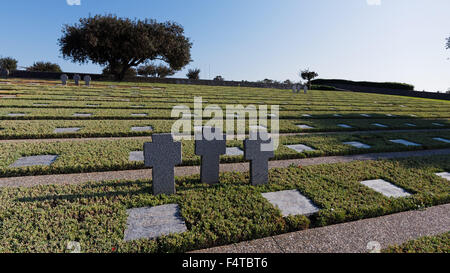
8, 70, 290, 90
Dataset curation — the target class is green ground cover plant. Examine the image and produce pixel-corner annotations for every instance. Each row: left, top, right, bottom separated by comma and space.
382, 232, 449, 253
0, 155, 448, 253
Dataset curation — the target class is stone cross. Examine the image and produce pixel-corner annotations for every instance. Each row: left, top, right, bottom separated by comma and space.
244, 131, 275, 186
144, 134, 182, 195
292, 85, 296, 94
304, 85, 308, 94
84, 75, 91, 86
195, 127, 226, 185
60, 74, 68, 85
73, 74, 81, 86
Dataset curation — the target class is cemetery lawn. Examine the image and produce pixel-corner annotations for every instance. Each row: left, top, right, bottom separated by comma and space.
0, 155, 448, 253
382, 232, 449, 253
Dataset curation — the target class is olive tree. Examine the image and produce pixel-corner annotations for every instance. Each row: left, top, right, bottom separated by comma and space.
59, 15, 192, 81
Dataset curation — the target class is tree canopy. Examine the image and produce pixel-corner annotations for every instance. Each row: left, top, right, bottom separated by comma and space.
26, 61, 62, 73
0, 57, 18, 71
137, 64, 175, 78
300, 69, 319, 88
186, 68, 200, 80
59, 15, 192, 81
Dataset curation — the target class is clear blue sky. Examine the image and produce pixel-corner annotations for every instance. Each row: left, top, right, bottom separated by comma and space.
0, 0, 449, 91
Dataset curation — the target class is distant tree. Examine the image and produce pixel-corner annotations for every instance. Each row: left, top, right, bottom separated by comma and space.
26, 61, 62, 73
102, 65, 136, 78
300, 69, 318, 88
0, 57, 18, 71
262, 79, 274, 84
58, 14, 192, 81
186, 68, 200, 80
137, 64, 175, 78
283, 79, 293, 85
213, 75, 224, 81
446, 36, 450, 49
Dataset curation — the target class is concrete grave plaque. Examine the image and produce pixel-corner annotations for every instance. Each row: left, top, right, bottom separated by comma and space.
131, 126, 153, 132
343, 141, 371, 149
360, 114, 371, 117
83, 75, 91, 86
433, 137, 450, 143
244, 131, 275, 186
404, 123, 416, 127
285, 144, 315, 153
53, 127, 81, 133
131, 113, 148, 117
262, 190, 320, 216
7, 113, 26, 117
337, 124, 352, 128
372, 123, 388, 128
432, 123, 444, 127
123, 204, 187, 241
334, 114, 342, 117
296, 124, 314, 129
195, 127, 226, 184
302, 114, 312, 118
73, 113, 92, 117
10, 155, 58, 167
303, 85, 308, 94
73, 74, 81, 86
361, 179, 411, 198
389, 139, 421, 146
60, 74, 68, 85
33, 103, 49, 106
225, 147, 244, 156
144, 134, 182, 195
129, 151, 144, 162
436, 172, 450, 181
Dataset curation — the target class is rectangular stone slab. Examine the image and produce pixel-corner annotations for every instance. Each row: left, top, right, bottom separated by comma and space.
7, 113, 26, 117
360, 114, 371, 117
361, 179, 411, 198
343, 141, 371, 149
433, 137, 450, 143
10, 155, 59, 167
389, 139, 421, 146
131, 113, 148, 117
302, 114, 312, 117
129, 151, 144, 162
73, 113, 92, 117
53, 127, 81, 133
262, 190, 320, 216
372, 123, 388, 128
131, 126, 153, 132
285, 144, 315, 153
337, 124, 352, 128
404, 123, 416, 127
436, 172, 450, 181
123, 204, 187, 242
226, 147, 244, 156
333, 114, 342, 117
296, 124, 314, 129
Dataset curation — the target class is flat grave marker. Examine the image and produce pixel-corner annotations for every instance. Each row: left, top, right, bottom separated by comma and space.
389, 139, 421, 146
360, 114, 371, 117
123, 204, 187, 242
433, 137, 450, 143
432, 123, 444, 127
285, 144, 315, 153
296, 124, 314, 129
436, 172, 450, 181
404, 123, 416, 127
372, 123, 388, 128
360, 179, 411, 198
53, 127, 81, 133
7, 113, 26, 117
73, 113, 92, 117
131, 126, 153, 132
10, 155, 59, 168
262, 190, 320, 216
337, 124, 352, 129
225, 147, 244, 156
131, 113, 148, 117
129, 151, 144, 162
343, 141, 371, 149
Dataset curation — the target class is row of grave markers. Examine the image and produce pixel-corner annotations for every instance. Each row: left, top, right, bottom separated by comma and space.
60, 74, 91, 86
145, 128, 274, 195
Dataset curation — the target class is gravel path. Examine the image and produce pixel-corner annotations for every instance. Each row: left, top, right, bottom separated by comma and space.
192, 203, 450, 253
1, 148, 449, 188
0, 128, 448, 143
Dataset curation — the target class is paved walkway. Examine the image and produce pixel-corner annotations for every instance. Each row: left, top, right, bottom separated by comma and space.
1, 148, 449, 188
192, 204, 450, 253
0, 128, 448, 143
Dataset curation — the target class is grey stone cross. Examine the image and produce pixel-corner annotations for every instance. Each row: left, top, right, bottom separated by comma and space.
84, 75, 91, 86
0, 68, 9, 78
244, 131, 275, 186
73, 74, 81, 86
144, 134, 182, 195
60, 74, 68, 85
195, 127, 226, 185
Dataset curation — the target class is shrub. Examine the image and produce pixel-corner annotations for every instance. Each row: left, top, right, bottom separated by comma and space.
186, 68, 200, 80
26, 62, 62, 73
